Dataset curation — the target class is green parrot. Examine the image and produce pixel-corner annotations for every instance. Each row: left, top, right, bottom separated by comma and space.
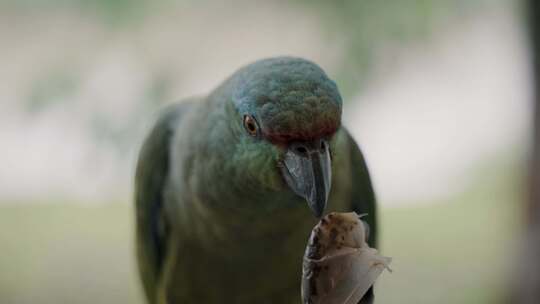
134, 57, 377, 304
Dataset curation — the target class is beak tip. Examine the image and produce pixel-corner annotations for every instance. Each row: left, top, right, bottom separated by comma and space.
308, 199, 327, 219
281, 140, 332, 219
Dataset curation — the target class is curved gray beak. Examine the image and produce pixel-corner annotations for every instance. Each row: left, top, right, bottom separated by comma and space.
280, 139, 332, 218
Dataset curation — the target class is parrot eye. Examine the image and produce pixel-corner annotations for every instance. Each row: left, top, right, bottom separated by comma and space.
243, 115, 259, 137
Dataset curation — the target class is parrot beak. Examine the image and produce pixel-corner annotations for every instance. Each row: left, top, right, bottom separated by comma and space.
281, 139, 332, 218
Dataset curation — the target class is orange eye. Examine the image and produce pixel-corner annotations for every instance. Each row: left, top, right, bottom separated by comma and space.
243, 115, 259, 136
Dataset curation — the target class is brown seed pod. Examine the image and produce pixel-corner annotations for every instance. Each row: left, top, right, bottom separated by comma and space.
301, 212, 391, 304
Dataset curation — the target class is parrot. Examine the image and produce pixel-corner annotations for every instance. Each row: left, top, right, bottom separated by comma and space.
134, 57, 377, 304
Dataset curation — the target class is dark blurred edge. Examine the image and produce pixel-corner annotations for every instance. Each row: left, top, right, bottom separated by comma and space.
509, 0, 540, 303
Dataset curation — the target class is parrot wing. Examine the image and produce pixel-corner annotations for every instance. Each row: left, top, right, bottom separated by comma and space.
343, 129, 377, 304
134, 101, 194, 302
343, 129, 377, 247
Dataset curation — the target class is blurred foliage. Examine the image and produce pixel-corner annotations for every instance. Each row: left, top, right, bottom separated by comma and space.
0, 0, 153, 25
0, 0, 510, 97
291, 0, 507, 96
26, 68, 79, 113
0, 203, 143, 304
378, 154, 523, 303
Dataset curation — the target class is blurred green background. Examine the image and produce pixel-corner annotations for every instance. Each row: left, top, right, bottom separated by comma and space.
0, 0, 529, 303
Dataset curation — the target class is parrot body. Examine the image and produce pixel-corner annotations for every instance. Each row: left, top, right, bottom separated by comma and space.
135, 57, 377, 304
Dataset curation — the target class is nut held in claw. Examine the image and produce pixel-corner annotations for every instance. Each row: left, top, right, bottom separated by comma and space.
301, 212, 392, 304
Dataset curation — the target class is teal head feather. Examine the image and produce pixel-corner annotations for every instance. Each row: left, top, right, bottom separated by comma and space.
228, 57, 343, 143
200, 57, 343, 216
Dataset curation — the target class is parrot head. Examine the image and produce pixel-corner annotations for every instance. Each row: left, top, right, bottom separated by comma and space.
226, 57, 342, 218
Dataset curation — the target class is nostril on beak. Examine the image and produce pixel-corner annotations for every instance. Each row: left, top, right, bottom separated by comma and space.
293, 141, 327, 156
295, 146, 308, 155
